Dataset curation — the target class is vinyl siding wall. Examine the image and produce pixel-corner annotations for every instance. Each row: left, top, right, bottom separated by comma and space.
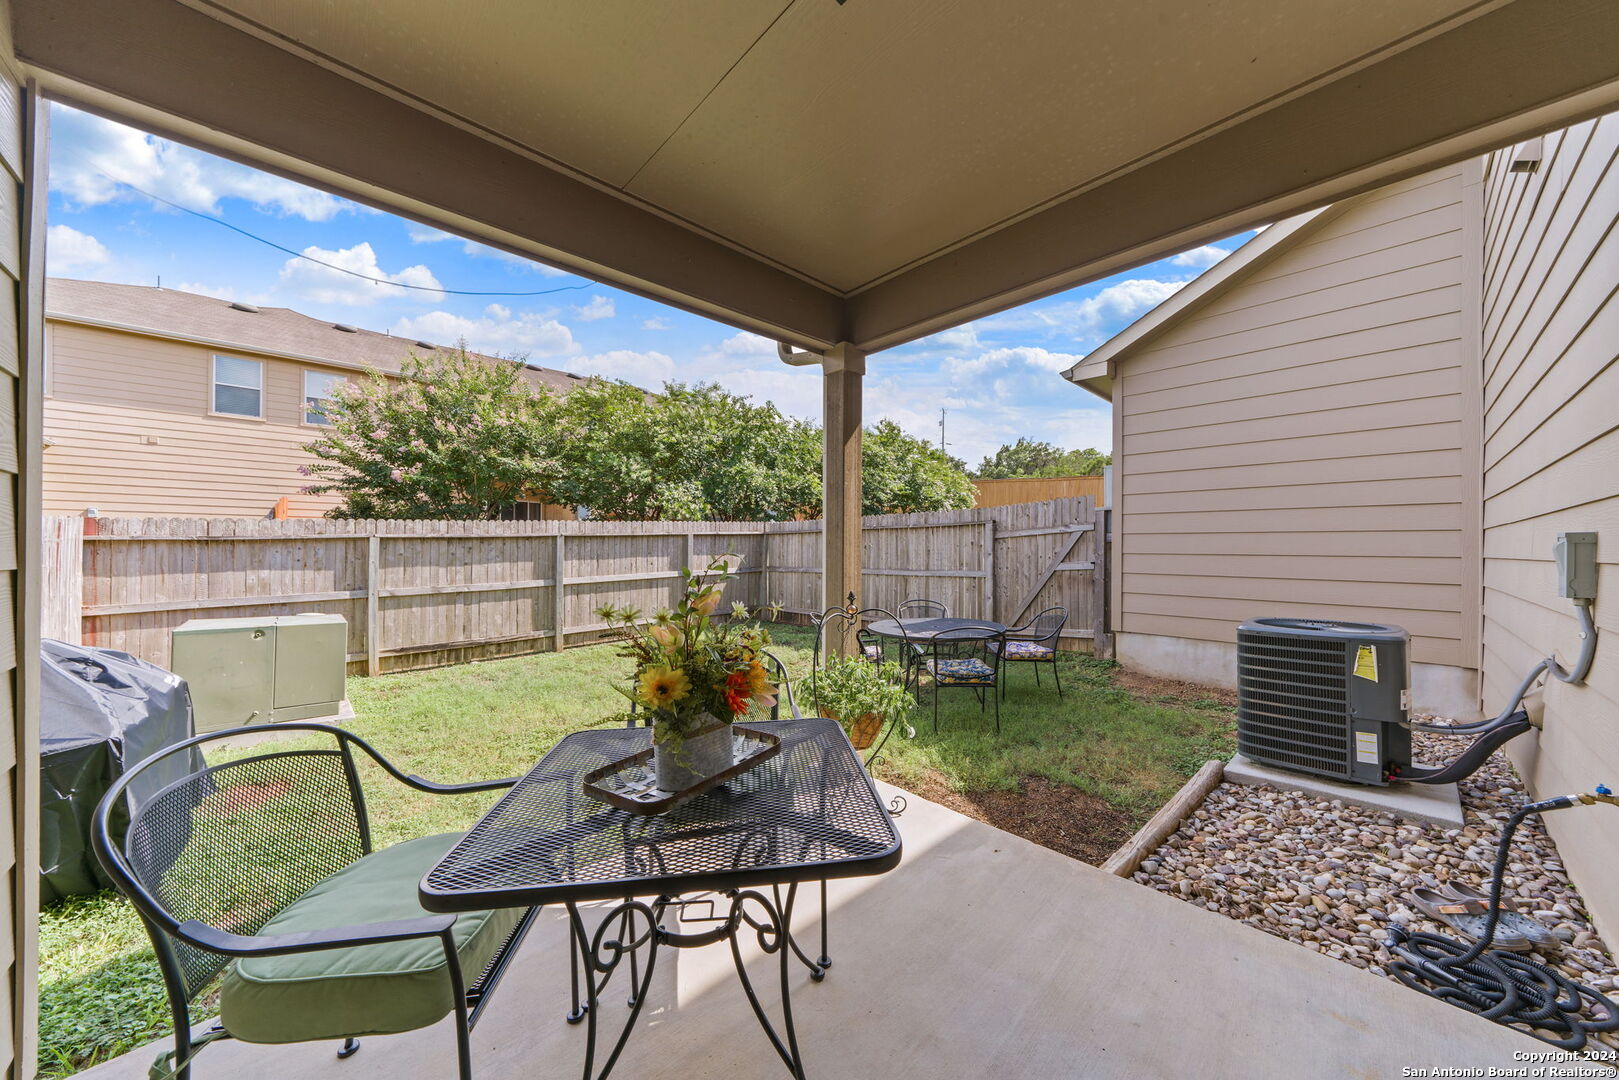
1113, 166, 1479, 692
1480, 116, 1619, 940
0, 0, 39, 1067
43, 320, 361, 517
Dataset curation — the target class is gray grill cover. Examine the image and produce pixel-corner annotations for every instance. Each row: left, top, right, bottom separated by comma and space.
40, 639, 200, 903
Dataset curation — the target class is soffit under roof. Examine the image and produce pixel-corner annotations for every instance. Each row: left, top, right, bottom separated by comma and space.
16, 0, 1619, 352
179, 0, 1483, 292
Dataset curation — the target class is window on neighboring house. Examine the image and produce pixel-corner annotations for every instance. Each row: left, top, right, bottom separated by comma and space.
212, 355, 263, 418
304, 370, 345, 425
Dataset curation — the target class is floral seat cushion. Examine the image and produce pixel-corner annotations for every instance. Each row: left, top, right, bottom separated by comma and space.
860, 643, 884, 661
995, 639, 1055, 660
927, 657, 996, 685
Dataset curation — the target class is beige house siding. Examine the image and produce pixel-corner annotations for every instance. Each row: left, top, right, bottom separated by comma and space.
43, 319, 353, 517
1, 6, 42, 1067
1111, 166, 1479, 703
1479, 115, 1619, 941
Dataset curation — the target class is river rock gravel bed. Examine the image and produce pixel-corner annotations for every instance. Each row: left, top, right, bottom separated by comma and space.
1132, 724, 1619, 1051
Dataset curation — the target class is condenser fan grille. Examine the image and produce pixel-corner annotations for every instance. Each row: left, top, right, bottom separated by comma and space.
1237, 632, 1351, 775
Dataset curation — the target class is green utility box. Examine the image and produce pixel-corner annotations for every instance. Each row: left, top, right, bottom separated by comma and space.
170, 614, 348, 733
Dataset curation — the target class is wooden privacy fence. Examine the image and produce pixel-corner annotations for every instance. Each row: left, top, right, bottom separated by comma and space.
45, 496, 1107, 676
972, 474, 1106, 509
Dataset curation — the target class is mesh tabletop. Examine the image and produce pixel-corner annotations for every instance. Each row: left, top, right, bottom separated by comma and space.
866, 617, 1005, 640
420, 718, 901, 910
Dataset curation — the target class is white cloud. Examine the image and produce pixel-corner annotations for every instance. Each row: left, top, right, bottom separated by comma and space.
1169, 244, 1233, 269
642, 317, 671, 331
277, 242, 444, 305
718, 332, 778, 357
945, 346, 1088, 379
572, 349, 675, 384
572, 295, 615, 321
926, 323, 981, 350
407, 224, 455, 244
457, 238, 573, 277
46, 225, 111, 274
391, 304, 579, 359
985, 277, 1186, 339
50, 104, 354, 221
171, 281, 279, 306
409, 220, 576, 277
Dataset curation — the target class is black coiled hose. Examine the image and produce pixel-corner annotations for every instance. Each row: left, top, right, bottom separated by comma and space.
1386, 800, 1619, 1049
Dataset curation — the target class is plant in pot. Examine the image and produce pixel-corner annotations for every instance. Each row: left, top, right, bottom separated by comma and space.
599, 557, 778, 791
804, 656, 918, 752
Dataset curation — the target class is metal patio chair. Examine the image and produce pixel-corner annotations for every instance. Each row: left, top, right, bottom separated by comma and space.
91, 723, 536, 1080
989, 606, 1067, 698
922, 624, 1005, 734
893, 598, 950, 667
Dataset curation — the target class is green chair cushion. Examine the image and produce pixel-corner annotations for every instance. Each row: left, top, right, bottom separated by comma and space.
219, 832, 524, 1044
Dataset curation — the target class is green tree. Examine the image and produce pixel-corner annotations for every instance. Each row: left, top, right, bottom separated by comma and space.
539, 380, 822, 520
303, 347, 554, 519
860, 420, 977, 514
975, 438, 1110, 479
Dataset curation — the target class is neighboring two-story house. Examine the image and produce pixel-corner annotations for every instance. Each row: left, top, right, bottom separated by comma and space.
43, 278, 589, 518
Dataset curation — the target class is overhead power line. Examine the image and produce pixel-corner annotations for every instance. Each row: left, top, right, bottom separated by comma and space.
74, 158, 595, 298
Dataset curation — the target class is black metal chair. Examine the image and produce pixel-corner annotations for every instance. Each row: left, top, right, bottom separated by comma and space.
897, 598, 956, 666
897, 598, 949, 619
922, 625, 1005, 734
990, 606, 1067, 698
91, 723, 534, 1080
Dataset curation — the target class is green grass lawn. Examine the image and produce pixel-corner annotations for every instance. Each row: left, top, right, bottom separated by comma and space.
37, 624, 1233, 1076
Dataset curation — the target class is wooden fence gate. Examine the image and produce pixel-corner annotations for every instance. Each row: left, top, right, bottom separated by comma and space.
43, 497, 1108, 676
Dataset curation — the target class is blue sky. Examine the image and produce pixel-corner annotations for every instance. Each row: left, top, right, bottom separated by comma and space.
44, 102, 1255, 468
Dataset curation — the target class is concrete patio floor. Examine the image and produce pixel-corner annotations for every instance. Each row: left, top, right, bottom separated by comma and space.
82, 782, 1539, 1080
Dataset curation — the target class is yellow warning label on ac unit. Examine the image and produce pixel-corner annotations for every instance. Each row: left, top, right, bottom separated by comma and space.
1354, 644, 1379, 682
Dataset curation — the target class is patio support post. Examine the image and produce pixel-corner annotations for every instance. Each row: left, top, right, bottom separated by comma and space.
821, 343, 865, 651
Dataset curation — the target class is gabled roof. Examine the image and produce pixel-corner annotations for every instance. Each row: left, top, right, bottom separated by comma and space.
1061, 207, 1345, 401
44, 278, 593, 393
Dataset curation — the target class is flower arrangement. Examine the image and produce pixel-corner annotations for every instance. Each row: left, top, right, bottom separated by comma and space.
599, 557, 779, 761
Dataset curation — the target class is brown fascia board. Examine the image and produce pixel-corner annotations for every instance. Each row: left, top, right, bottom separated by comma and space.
11, 0, 845, 351
846, 0, 1619, 353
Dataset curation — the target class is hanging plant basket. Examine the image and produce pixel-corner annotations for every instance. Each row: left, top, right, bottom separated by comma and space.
847, 712, 883, 750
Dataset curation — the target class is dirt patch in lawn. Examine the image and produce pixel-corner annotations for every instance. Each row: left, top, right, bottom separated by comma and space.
1108, 666, 1237, 709
905, 771, 1136, 865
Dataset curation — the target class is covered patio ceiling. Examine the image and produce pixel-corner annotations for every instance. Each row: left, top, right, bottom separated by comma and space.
14, 0, 1619, 353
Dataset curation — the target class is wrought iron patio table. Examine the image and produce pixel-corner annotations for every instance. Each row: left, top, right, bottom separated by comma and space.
419, 717, 902, 1080
865, 615, 1006, 642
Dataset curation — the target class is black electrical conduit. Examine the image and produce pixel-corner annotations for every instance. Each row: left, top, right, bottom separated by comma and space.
1408, 602, 1597, 736
1387, 788, 1619, 1049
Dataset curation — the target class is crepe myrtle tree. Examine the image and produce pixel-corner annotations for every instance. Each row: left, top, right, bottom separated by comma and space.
539, 379, 823, 521
302, 346, 555, 520
974, 437, 1110, 479
859, 420, 976, 515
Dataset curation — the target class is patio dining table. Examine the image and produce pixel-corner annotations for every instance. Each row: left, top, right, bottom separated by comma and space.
419, 716, 902, 1080
864, 615, 1007, 642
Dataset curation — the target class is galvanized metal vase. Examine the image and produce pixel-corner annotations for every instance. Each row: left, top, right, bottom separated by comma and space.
653, 714, 735, 792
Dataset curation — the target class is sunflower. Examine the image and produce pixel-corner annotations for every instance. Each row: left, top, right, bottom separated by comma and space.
637, 666, 691, 709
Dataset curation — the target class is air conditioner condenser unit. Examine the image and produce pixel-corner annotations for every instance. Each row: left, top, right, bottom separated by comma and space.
1236, 618, 1412, 786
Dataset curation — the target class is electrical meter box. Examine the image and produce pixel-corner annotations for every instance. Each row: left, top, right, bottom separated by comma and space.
170, 614, 348, 733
